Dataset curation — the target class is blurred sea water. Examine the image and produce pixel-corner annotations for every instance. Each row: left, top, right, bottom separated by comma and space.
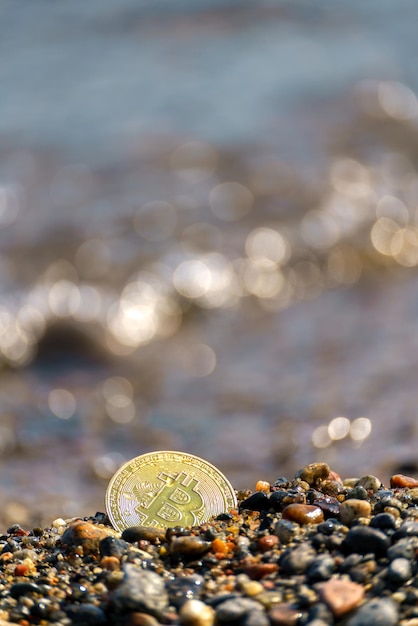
1, 0, 418, 526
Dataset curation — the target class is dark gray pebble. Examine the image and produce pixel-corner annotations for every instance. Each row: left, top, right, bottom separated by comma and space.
346, 486, 368, 500
387, 536, 418, 561
99, 536, 129, 558
216, 598, 266, 624
387, 557, 412, 584
346, 598, 398, 626
243, 608, 270, 626
343, 525, 390, 556
66, 604, 107, 625
10, 582, 40, 599
274, 519, 299, 544
374, 497, 403, 513
392, 521, 418, 540
278, 544, 316, 575
370, 513, 397, 530
239, 492, 270, 512
113, 564, 168, 616
306, 554, 335, 581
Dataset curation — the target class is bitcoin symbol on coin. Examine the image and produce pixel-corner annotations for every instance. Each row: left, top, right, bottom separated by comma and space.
105, 451, 237, 531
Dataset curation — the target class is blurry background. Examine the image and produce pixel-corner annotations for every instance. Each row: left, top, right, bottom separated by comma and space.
1, 0, 418, 527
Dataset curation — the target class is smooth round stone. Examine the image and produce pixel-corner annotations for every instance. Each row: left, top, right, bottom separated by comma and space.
169, 536, 211, 559
179, 599, 215, 626
278, 544, 316, 575
239, 492, 270, 512
369, 513, 397, 530
10, 582, 40, 599
346, 486, 368, 500
122, 526, 167, 544
387, 557, 412, 584
344, 525, 390, 557
99, 536, 129, 558
273, 519, 299, 544
390, 474, 418, 488
320, 579, 364, 618
61, 521, 115, 554
356, 475, 381, 492
65, 604, 107, 625
113, 564, 168, 616
282, 504, 324, 525
387, 537, 418, 561
393, 521, 418, 540
339, 499, 371, 525
295, 463, 330, 486
345, 599, 398, 626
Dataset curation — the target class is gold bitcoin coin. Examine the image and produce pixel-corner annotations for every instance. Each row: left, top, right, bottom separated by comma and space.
105, 450, 237, 531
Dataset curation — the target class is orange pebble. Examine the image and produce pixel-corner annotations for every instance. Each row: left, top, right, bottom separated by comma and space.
245, 563, 278, 580
256, 481, 271, 493
14, 563, 29, 576
282, 503, 324, 525
211, 538, 229, 555
101, 556, 120, 571
390, 474, 418, 489
257, 535, 279, 552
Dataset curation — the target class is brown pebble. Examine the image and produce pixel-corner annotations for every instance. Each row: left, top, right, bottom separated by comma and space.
121, 613, 159, 626
328, 470, 343, 484
269, 603, 302, 626
257, 535, 279, 552
339, 499, 371, 525
122, 525, 167, 544
170, 536, 212, 558
320, 578, 365, 617
101, 556, 120, 571
390, 474, 418, 489
295, 462, 330, 486
245, 562, 279, 580
61, 521, 115, 554
282, 503, 324, 525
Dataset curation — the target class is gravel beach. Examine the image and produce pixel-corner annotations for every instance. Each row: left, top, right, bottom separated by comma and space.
2, 462, 418, 625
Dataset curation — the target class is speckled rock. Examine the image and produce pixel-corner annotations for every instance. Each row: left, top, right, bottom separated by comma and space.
61, 521, 115, 554
339, 499, 371, 525
356, 475, 381, 492
295, 463, 330, 486
320, 579, 365, 617
113, 564, 168, 616
345, 598, 398, 626
274, 519, 299, 544
282, 504, 324, 525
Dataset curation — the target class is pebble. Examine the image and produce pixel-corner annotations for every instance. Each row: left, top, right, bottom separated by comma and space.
113, 564, 168, 616
295, 462, 330, 486
239, 492, 270, 512
167, 575, 204, 609
122, 526, 167, 544
387, 557, 412, 584
345, 598, 398, 626
320, 579, 364, 617
344, 525, 390, 556
65, 604, 107, 625
179, 599, 215, 626
170, 536, 212, 559
216, 598, 266, 624
390, 474, 418, 488
99, 535, 130, 557
244, 562, 279, 580
356, 475, 381, 492
278, 544, 316, 575
257, 534, 278, 552
269, 603, 302, 626
61, 521, 115, 554
274, 519, 300, 543
339, 499, 371, 525
282, 503, 324, 525
306, 554, 335, 581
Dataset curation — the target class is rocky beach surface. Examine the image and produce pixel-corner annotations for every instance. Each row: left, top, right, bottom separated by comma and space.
2, 463, 418, 625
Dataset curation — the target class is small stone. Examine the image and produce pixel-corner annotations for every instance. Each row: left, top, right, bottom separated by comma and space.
344, 525, 390, 557
274, 519, 299, 543
179, 599, 215, 626
339, 499, 371, 525
239, 492, 270, 512
241, 581, 263, 597
244, 562, 278, 580
345, 598, 398, 626
122, 526, 167, 544
257, 535, 278, 552
51, 518, 67, 528
295, 462, 330, 486
269, 603, 302, 626
101, 556, 120, 571
121, 614, 159, 626
9, 582, 40, 599
113, 564, 168, 616
256, 481, 271, 493
393, 521, 418, 540
369, 513, 397, 530
170, 536, 211, 559
390, 474, 418, 488
216, 598, 265, 624
99, 536, 129, 558
320, 579, 364, 617
306, 555, 335, 581
356, 475, 381, 492
278, 544, 316, 575
61, 521, 115, 554
387, 557, 412, 584
65, 604, 107, 625
282, 504, 324, 525
167, 575, 204, 609
387, 537, 418, 561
